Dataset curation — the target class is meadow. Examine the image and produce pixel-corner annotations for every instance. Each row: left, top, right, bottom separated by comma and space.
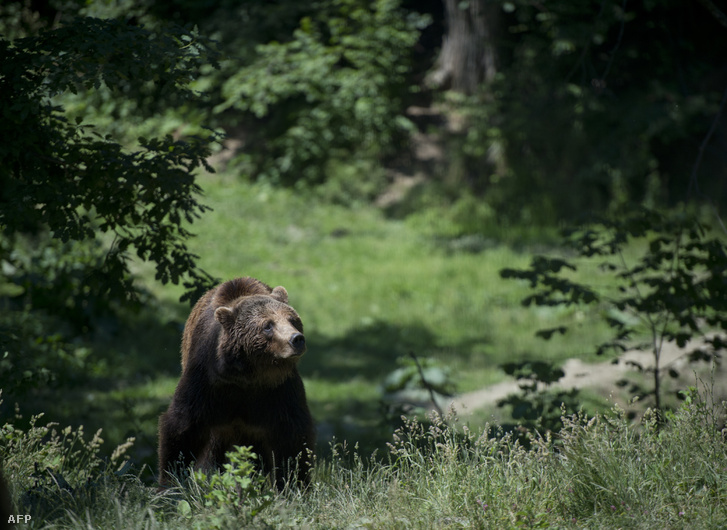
3, 2, 726, 525
123, 169, 618, 457
3, 168, 725, 528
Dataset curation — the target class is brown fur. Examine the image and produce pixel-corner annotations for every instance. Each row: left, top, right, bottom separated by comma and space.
158, 277, 315, 489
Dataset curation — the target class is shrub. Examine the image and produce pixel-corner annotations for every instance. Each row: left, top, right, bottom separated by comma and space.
0, 400, 136, 524
217, 0, 429, 185
173, 446, 274, 529
501, 207, 727, 416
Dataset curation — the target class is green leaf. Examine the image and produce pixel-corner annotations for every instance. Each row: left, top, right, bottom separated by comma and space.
177, 500, 191, 516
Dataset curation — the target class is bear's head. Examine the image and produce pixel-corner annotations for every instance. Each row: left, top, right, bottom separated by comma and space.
213, 286, 306, 386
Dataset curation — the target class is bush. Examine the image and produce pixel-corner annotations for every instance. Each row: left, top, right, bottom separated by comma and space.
0, 402, 137, 525
501, 207, 727, 416
172, 446, 274, 529
217, 0, 429, 185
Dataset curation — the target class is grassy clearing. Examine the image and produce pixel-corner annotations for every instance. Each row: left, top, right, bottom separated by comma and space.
168, 170, 617, 372
4, 169, 726, 527
10, 168, 651, 471
131, 171, 621, 451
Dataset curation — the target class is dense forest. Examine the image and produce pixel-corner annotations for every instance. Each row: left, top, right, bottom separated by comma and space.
4, 0, 726, 218
1, 1, 726, 527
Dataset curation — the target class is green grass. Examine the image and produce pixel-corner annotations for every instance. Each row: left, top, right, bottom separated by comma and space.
9, 168, 636, 472
163, 170, 615, 379
126, 170, 620, 454
3, 384, 725, 528
4, 168, 726, 527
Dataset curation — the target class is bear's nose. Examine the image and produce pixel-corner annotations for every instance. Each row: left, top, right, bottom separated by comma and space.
289, 333, 306, 354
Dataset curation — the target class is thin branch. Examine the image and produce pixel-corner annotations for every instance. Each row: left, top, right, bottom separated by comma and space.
599, 0, 628, 84
408, 351, 444, 417
616, 247, 656, 331
687, 82, 727, 235
697, 0, 727, 30
565, 0, 608, 84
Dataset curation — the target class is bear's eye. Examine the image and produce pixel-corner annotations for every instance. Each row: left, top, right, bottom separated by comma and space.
263, 321, 274, 333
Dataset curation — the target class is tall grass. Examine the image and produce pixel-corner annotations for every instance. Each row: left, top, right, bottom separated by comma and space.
4, 384, 725, 528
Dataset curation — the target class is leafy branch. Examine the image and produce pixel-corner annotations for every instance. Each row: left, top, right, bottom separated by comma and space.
0, 17, 220, 303
500, 208, 726, 416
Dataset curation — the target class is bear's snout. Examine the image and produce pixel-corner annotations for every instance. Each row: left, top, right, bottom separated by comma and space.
289, 332, 306, 355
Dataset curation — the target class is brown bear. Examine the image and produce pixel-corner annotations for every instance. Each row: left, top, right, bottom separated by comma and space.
157, 277, 315, 489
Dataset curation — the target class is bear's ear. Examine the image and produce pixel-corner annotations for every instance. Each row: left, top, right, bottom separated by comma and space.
270, 286, 288, 304
214, 306, 235, 328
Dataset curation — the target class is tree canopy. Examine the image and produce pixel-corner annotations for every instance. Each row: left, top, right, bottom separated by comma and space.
0, 16, 219, 300
0, 11, 219, 391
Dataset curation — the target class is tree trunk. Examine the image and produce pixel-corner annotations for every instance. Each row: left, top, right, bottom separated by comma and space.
427, 0, 500, 94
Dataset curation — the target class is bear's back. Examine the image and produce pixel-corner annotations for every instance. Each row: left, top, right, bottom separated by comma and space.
214, 277, 273, 306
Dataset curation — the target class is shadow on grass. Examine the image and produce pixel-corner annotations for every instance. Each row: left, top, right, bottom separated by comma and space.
300, 319, 492, 456
380, 181, 564, 253
302, 319, 442, 382
308, 395, 393, 459
1, 304, 188, 480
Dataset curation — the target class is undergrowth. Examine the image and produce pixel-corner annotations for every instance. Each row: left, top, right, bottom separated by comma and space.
3, 383, 725, 528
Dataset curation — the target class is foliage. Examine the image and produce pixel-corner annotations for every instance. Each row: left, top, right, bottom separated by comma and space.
0, 309, 91, 396
216, 0, 429, 185
173, 446, 274, 528
496, 360, 581, 445
313, 156, 389, 206
6, 0, 724, 223
0, 14, 220, 393
0, 15, 219, 303
0, 0, 228, 139
501, 207, 727, 414
2, 234, 134, 331
446, 0, 727, 222
10, 0, 310, 146
0, 400, 136, 524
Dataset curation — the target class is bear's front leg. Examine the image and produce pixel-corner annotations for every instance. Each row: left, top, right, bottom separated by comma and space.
262, 416, 315, 489
157, 406, 208, 486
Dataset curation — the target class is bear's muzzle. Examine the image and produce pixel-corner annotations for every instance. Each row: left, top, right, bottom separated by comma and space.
289, 332, 306, 356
